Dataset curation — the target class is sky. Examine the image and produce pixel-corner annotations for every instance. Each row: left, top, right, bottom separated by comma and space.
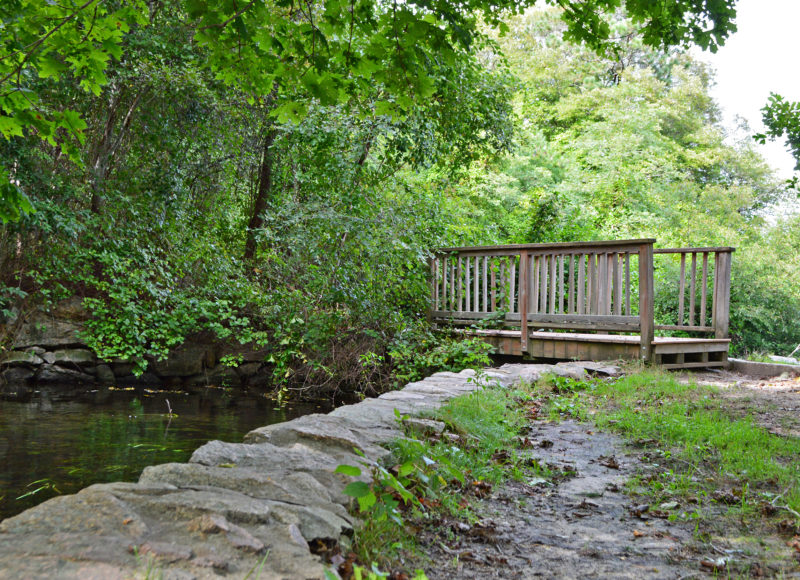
693, 0, 800, 180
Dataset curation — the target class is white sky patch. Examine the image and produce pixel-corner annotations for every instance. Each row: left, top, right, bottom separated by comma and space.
692, 0, 800, 180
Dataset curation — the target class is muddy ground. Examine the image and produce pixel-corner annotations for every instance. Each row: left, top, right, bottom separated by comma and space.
409, 371, 800, 579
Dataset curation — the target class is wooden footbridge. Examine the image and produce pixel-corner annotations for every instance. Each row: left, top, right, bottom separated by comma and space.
429, 239, 734, 370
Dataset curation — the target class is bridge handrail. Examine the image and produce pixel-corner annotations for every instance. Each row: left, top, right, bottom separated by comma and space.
430, 240, 734, 361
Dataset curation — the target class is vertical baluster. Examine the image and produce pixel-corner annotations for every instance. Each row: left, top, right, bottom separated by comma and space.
613, 253, 622, 316
500, 259, 507, 311
457, 256, 463, 312
433, 258, 440, 311
606, 253, 614, 315
625, 253, 631, 315
464, 257, 472, 312
473, 256, 479, 312
532, 255, 540, 314
678, 253, 686, 326
597, 253, 607, 315
509, 256, 517, 313
558, 255, 565, 314
700, 252, 708, 326
482, 257, 488, 313
449, 258, 455, 311
539, 254, 548, 313
568, 254, 575, 314
587, 253, 596, 315
689, 253, 697, 326
548, 254, 557, 314
490, 259, 497, 312
577, 254, 586, 315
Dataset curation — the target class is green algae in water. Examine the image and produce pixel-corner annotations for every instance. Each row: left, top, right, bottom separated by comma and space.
0, 386, 328, 521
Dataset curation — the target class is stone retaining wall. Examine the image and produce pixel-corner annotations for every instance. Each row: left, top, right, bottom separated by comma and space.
0, 361, 612, 579
1, 299, 274, 399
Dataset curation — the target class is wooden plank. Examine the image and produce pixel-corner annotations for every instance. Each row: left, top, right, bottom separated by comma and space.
568, 255, 575, 314
490, 260, 497, 312
661, 361, 726, 370
439, 238, 658, 254
613, 253, 622, 316
714, 251, 732, 339
482, 256, 488, 313
499, 259, 506, 311
464, 256, 471, 313
654, 246, 736, 254
606, 253, 614, 315
441, 257, 447, 311
449, 258, 455, 311
519, 252, 529, 353
624, 253, 631, 316
589, 253, 598, 315
655, 324, 714, 332
712, 252, 718, 330
678, 253, 686, 326
688, 252, 697, 326
433, 258, 440, 311
549, 254, 557, 315
509, 257, 517, 313
531, 255, 539, 314
638, 242, 655, 362
653, 342, 730, 355
539, 254, 547, 313
558, 254, 565, 314
474, 256, 479, 312
577, 254, 585, 315
700, 252, 708, 326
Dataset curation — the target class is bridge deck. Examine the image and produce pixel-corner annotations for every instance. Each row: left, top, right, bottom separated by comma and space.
473, 330, 730, 370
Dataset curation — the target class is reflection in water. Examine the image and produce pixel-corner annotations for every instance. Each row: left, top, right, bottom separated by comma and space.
0, 386, 328, 521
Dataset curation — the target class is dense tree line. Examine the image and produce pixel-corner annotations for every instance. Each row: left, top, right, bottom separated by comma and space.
2, 1, 797, 397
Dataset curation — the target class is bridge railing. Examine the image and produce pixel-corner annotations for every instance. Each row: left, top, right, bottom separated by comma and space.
430, 239, 657, 359
653, 247, 734, 339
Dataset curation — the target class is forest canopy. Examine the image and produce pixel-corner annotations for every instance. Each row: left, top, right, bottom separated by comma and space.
2, 0, 798, 395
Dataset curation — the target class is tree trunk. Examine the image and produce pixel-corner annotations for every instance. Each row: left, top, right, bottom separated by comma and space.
243, 126, 278, 262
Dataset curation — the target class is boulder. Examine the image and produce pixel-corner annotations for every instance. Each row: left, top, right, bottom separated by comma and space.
12, 316, 84, 349
35, 364, 94, 385
51, 348, 96, 365
95, 364, 115, 385
0, 350, 43, 366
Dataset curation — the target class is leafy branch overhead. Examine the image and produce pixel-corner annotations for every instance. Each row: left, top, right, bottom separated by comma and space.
0, 0, 739, 221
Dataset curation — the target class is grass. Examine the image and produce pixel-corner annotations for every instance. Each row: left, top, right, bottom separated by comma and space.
535, 369, 800, 529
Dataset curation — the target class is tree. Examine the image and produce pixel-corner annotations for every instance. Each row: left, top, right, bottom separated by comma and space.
1, 0, 739, 222
756, 93, 800, 179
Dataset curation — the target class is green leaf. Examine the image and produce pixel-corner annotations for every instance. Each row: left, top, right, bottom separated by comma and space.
356, 491, 377, 512
334, 464, 362, 477
342, 481, 371, 498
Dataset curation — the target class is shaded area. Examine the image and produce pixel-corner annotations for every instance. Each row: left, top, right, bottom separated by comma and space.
0, 385, 329, 521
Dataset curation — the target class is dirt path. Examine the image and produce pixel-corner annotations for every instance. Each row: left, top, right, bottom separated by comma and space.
412, 370, 800, 579
416, 419, 699, 579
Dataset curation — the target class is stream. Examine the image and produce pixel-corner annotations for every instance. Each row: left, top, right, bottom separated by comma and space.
0, 385, 329, 522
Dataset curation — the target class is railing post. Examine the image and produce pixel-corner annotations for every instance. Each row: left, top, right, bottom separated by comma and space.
519, 251, 529, 353
713, 251, 732, 339
428, 256, 435, 323
638, 242, 655, 362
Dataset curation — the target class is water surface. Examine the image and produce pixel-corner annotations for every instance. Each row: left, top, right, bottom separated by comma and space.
0, 385, 328, 521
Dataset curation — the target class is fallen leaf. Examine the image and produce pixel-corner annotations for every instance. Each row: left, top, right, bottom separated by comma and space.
633, 530, 645, 538
599, 456, 620, 469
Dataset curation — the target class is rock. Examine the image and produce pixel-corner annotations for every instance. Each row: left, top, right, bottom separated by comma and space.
95, 364, 115, 385
35, 364, 94, 384
0, 350, 43, 366
401, 417, 446, 437
187, 513, 230, 534
553, 362, 588, 380
114, 372, 162, 387
189, 440, 362, 504
52, 348, 96, 365
244, 413, 391, 462
136, 541, 194, 563
12, 316, 84, 349
151, 345, 212, 377
0, 370, 33, 399
25, 346, 45, 354
40, 351, 56, 364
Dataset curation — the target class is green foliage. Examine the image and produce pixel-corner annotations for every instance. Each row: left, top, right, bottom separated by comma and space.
757, 92, 800, 174
388, 324, 494, 386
